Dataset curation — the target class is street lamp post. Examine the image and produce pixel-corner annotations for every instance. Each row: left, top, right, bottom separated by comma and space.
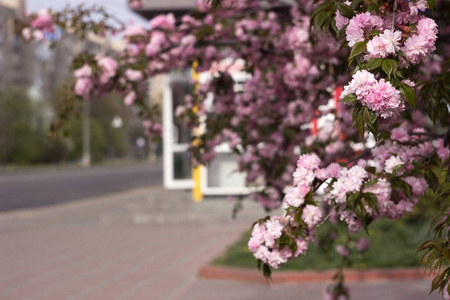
81, 98, 91, 168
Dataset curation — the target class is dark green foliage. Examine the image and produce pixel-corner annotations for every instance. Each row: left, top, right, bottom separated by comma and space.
0, 87, 134, 165
213, 218, 430, 271
0, 88, 47, 164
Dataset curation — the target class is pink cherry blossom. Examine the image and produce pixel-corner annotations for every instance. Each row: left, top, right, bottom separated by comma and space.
74, 77, 93, 98
74, 64, 92, 78
362, 79, 402, 119
356, 237, 370, 252
125, 69, 144, 82
302, 205, 322, 227
335, 10, 349, 31
124, 91, 137, 106
31, 9, 53, 31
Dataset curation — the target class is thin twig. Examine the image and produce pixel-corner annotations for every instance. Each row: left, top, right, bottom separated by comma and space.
346, 139, 384, 165
317, 203, 340, 228
410, 132, 445, 139
391, 0, 398, 31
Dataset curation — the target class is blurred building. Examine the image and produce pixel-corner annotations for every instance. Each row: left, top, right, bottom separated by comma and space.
0, 0, 34, 88
0, 0, 123, 126
0, 0, 136, 165
0, 1, 120, 98
134, 0, 196, 19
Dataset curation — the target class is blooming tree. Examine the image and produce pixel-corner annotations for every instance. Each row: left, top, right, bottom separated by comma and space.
18, 0, 449, 298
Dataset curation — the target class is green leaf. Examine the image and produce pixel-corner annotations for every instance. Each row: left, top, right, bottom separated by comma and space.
395, 70, 404, 79
357, 110, 365, 137
381, 59, 398, 79
330, 19, 339, 38
365, 168, 377, 175
348, 56, 355, 68
363, 107, 377, 134
351, 0, 363, 10
369, 29, 380, 36
352, 102, 363, 124
338, 27, 347, 40
364, 108, 377, 124
314, 11, 327, 30
430, 271, 445, 294
323, 11, 333, 33
347, 192, 360, 207
365, 58, 383, 70
391, 177, 413, 199
262, 263, 272, 279
438, 102, 449, 124
339, 93, 358, 103
392, 163, 405, 175
335, 2, 355, 19
351, 65, 361, 75
366, 2, 380, 13
311, 2, 330, 19
417, 240, 433, 253
390, 76, 400, 88
363, 192, 379, 213
349, 41, 367, 60
354, 199, 367, 222
443, 248, 450, 263
399, 82, 417, 109
398, 50, 407, 61
427, 0, 437, 11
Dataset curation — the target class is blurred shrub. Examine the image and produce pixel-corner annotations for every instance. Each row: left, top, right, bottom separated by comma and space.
41, 137, 70, 163
0, 88, 45, 164
0, 87, 133, 165
65, 118, 108, 163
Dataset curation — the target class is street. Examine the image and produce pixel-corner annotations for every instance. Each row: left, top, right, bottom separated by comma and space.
0, 163, 163, 211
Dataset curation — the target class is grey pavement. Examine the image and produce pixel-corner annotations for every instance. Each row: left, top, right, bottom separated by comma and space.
0, 163, 163, 211
0, 185, 441, 300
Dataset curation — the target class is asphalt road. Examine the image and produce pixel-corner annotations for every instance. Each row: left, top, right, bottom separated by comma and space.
0, 163, 163, 212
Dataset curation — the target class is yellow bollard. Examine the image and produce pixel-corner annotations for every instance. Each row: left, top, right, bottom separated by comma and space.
191, 61, 203, 202
192, 165, 203, 202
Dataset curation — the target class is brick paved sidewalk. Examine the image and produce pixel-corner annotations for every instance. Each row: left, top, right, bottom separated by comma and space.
0, 186, 440, 300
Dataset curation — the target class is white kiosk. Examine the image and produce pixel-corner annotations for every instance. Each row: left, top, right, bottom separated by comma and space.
162, 61, 252, 196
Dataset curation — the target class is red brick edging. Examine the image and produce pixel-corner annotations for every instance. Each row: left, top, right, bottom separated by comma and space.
199, 266, 433, 284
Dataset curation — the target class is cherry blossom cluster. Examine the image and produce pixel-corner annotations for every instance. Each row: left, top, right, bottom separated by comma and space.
20, 5, 125, 46
248, 215, 315, 269
251, 129, 449, 270
249, 153, 325, 268
73, 56, 121, 100
22, 9, 54, 41
341, 1, 438, 67
340, 70, 406, 119
336, 0, 439, 127
325, 130, 444, 230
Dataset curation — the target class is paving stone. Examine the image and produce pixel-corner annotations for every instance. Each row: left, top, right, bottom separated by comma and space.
0, 186, 439, 300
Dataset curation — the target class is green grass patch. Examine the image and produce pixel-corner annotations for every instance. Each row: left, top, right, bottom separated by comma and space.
212, 218, 430, 271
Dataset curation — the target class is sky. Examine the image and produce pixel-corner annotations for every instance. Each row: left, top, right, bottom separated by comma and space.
27, 0, 147, 26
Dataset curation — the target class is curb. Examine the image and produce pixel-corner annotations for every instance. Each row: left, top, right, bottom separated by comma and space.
0, 185, 162, 221
199, 266, 433, 284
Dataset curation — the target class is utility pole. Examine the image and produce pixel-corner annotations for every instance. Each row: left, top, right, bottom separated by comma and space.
147, 77, 158, 163
81, 98, 91, 167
